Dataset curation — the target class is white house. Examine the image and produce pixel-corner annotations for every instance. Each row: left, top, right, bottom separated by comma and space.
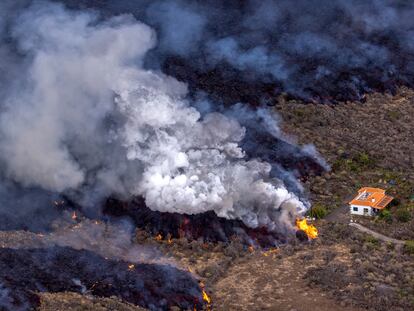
349, 187, 393, 216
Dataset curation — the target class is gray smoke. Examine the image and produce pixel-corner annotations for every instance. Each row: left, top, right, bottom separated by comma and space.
0, 0, 322, 232
63, 0, 414, 101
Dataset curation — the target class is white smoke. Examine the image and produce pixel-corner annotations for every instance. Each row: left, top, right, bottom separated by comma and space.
0, 1, 307, 231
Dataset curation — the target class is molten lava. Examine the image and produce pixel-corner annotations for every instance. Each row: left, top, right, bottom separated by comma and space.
295, 218, 318, 239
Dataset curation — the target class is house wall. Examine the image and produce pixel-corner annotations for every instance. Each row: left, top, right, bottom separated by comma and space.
350, 204, 373, 216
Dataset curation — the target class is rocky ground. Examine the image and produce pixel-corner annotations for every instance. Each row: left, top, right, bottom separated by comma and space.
276, 87, 414, 239
140, 219, 414, 311
1, 89, 413, 310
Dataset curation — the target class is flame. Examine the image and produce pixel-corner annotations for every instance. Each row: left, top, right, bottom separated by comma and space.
296, 218, 318, 239
71, 211, 77, 220
262, 248, 278, 257
128, 264, 135, 270
199, 282, 211, 309
155, 233, 162, 241
202, 289, 211, 304
248, 245, 255, 253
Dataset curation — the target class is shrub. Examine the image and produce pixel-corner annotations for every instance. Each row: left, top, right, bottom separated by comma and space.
404, 240, 414, 255
356, 152, 374, 167
389, 198, 400, 207
395, 208, 412, 222
292, 108, 306, 118
364, 235, 379, 245
379, 209, 393, 223
363, 235, 380, 251
386, 242, 394, 251
309, 204, 328, 219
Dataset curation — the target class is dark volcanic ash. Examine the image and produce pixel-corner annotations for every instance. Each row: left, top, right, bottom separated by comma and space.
0, 1, 326, 233
59, 0, 414, 102
0, 246, 203, 310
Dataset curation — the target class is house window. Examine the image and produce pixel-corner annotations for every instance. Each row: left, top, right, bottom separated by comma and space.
353, 207, 358, 212
364, 208, 369, 214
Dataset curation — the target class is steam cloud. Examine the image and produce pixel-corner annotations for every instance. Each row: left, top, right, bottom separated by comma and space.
0, 0, 320, 232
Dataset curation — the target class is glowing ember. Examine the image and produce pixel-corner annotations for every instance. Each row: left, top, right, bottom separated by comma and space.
295, 218, 318, 239
262, 248, 278, 257
155, 233, 162, 241
128, 264, 135, 270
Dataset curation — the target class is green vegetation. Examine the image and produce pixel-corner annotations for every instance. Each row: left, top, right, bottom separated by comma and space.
379, 209, 393, 223
308, 204, 328, 219
386, 242, 394, 250
356, 152, 374, 166
387, 110, 401, 120
332, 152, 376, 173
404, 240, 414, 255
395, 208, 412, 222
363, 235, 380, 250
364, 235, 379, 245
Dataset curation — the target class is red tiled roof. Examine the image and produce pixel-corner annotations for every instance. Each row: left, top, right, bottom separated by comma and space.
349, 187, 393, 210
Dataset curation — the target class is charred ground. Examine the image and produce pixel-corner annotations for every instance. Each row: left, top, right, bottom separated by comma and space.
0, 89, 413, 311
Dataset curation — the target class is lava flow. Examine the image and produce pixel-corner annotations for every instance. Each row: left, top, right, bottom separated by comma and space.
296, 218, 318, 240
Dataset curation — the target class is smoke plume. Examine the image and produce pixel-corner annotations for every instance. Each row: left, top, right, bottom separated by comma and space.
58, 0, 414, 102
0, 0, 323, 232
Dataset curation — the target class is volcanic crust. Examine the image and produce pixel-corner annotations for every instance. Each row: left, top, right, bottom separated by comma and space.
0, 246, 203, 311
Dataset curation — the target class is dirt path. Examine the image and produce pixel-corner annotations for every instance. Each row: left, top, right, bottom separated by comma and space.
212, 245, 363, 311
349, 222, 405, 245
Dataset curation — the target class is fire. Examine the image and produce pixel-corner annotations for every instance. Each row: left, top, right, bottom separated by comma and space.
202, 289, 211, 304
128, 264, 135, 270
295, 218, 318, 239
199, 282, 211, 309
155, 233, 162, 241
248, 245, 255, 253
262, 248, 278, 257
71, 211, 77, 220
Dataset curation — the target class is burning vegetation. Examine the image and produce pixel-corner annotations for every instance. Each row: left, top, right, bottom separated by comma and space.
1, 0, 413, 310
296, 218, 319, 240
